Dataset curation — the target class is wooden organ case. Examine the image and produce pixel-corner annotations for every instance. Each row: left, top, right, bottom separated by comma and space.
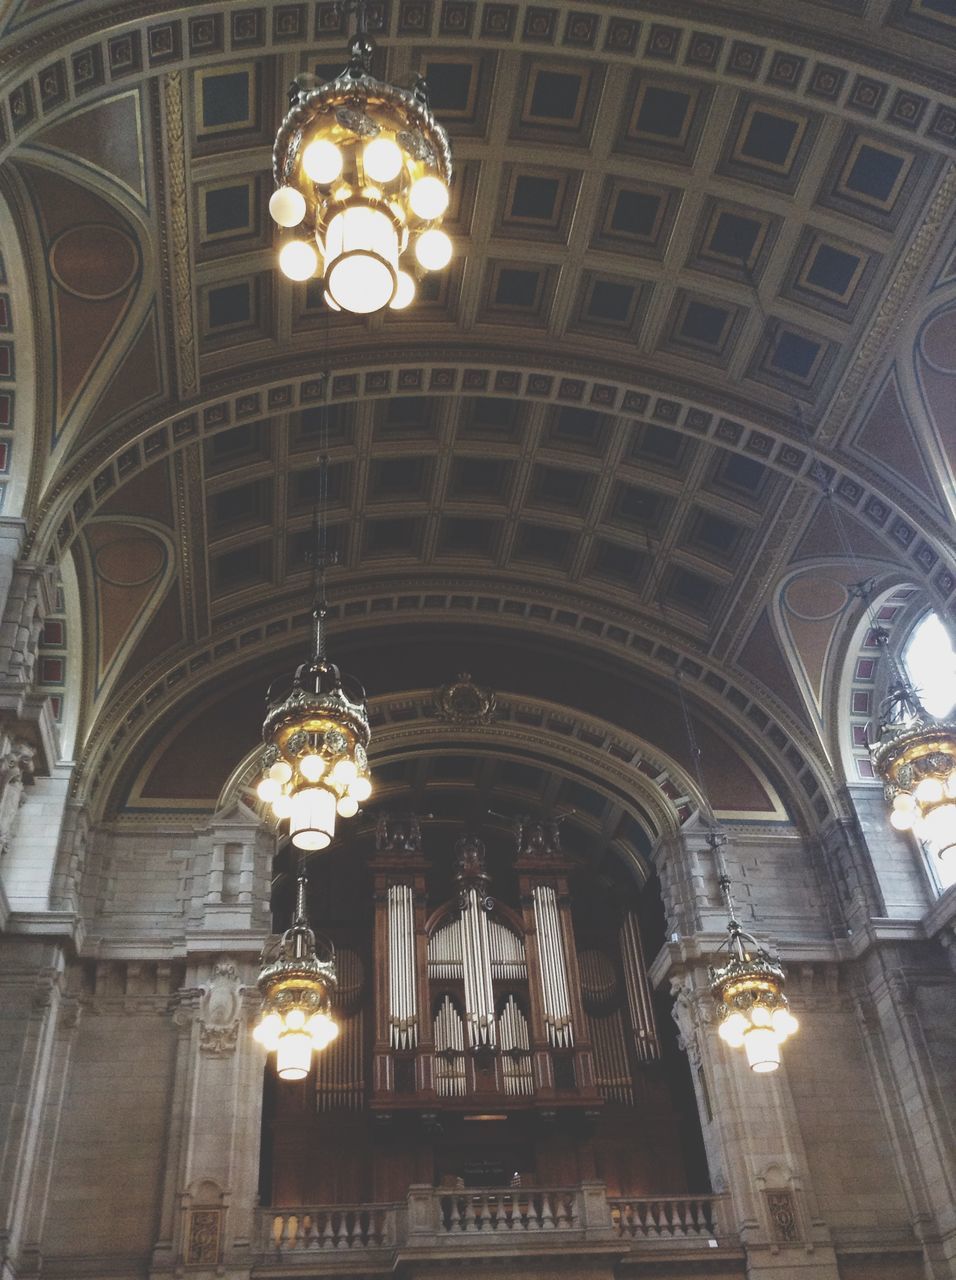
264, 815, 705, 1205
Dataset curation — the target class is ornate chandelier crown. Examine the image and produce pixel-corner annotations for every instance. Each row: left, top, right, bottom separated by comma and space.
706, 834, 797, 1074
256, 488, 372, 851
269, 0, 453, 313
868, 630, 956, 864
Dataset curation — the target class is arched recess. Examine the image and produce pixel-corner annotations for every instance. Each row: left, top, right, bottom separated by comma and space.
833, 578, 933, 788
0, 178, 37, 519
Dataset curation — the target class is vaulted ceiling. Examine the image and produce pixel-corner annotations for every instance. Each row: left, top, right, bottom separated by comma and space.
0, 0, 953, 828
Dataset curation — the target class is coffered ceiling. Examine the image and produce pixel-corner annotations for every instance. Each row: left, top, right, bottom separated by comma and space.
0, 0, 953, 824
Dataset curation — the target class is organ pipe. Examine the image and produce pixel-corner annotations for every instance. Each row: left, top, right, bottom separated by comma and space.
461, 888, 496, 1048
620, 911, 660, 1061
427, 918, 463, 978
433, 996, 466, 1097
387, 883, 418, 1049
532, 885, 573, 1048
587, 1008, 633, 1105
499, 995, 534, 1096
315, 1010, 365, 1110
488, 918, 526, 979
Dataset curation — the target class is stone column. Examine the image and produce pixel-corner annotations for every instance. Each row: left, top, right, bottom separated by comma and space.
0, 939, 70, 1280
668, 965, 841, 1280
149, 957, 266, 1280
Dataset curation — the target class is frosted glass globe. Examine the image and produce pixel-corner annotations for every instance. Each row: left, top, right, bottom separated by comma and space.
409, 175, 449, 220
332, 758, 358, 786
269, 760, 292, 783
337, 794, 359, 818
272, 794, 292, 820
890, 807, 914, 831
389, 271, 416, 310
302, 139, 343, 185
916, 776, 944, 804
351, 775, 372, 802
279, 239, 319, 281
415, 228, 452, 271
364, 137, 404, 183
269, 186, 307, 227
257, 777, 280, 803
299, 754, 326, 782
308, 1012, 339, 1051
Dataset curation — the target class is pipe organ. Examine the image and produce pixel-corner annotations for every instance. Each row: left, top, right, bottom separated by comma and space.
274, 815, 691, 1210
364, 816, 659, 1115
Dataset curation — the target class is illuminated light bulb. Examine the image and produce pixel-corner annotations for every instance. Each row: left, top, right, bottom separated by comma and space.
253, 1011, 282, 1050
351, 775, 372, 803
363, 137, 404, 183
324, 291, 341, 312
409, 175, 449, 220
285, 1007, 306, 1031
276, 1028, 312, 1080
302, 138, 343, 185
289, 786, 336, 852
389, 271, 416, 310
299, 754, 326, 782
890, 808, 915, 831
279, 239, 319, 281
750, 1003, 772, 1028
946, 770, 956, 799
257, 777, 280, 803
332, 758, 358, 786
915, 776, 944, 805
337, 794, 359, 818
269, 186, 307, 227
307, 1011, 339, 1050
270, 760, 292, 784
772, 1007, 799, 1040
414, 227, 452, 271
893, 792, 916, 812
272, 793, 292, 820
744, 1025, 781, 1073
718, 1012, 747, 1047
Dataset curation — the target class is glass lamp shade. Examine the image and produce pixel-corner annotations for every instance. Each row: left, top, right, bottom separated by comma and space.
323, 206, 399, 313
279, 239, 319, 281
414, 227, 452, 271
269, 186, 307, 227
744, 1025, 781, 1073
363, 137, 404, 183
409, 175, 449, 220
253, 1011, 283, 1051
307, 1010, 339, 1051
919, 801, 956, 858
289, 785, 336, 852
276, 1027, 314, 1080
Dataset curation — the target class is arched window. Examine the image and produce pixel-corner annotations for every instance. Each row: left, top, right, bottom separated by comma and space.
901, 612, 956, 892
902, 612, 956, 721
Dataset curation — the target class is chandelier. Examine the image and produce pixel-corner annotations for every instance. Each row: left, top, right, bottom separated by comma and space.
707, 835, 797, 1074
256, 482, 372, 851
253, 872, 339, 1080
268, 0, 453, 314
869, 631, 956, 863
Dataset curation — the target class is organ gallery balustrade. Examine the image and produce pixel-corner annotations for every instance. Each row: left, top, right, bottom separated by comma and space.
257, 1185, 731, 1268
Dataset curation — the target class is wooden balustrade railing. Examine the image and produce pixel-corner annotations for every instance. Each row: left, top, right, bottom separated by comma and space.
608, 1195, 721, 1239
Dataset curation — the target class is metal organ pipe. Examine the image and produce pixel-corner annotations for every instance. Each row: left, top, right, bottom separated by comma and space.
461, 888, 496, 1048
433, 996, 466, 1097
499, 995, 533, 1095
532, 885, 573, 1048
387, 883, 418, 1049
620, 911, 660, 1061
